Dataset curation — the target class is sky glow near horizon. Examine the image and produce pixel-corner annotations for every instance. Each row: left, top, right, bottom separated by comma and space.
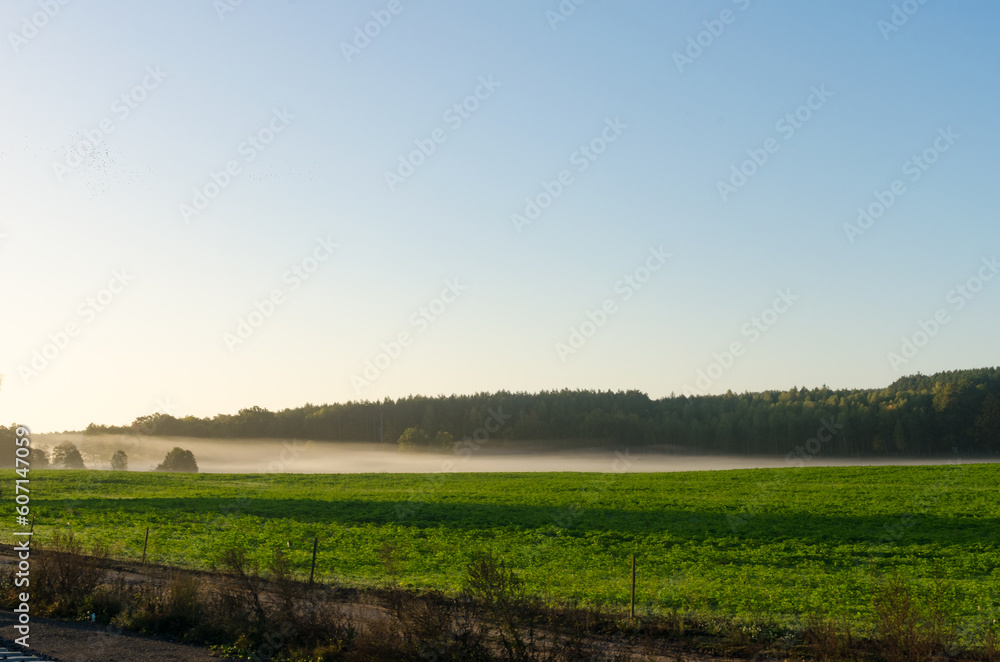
2, 1, 998, 432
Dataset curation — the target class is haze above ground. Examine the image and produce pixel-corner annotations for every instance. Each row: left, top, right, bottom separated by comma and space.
33, 435, 999, 474
2, 2, 998, 432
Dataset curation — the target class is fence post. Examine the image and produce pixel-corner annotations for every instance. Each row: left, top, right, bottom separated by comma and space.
630, 554, 636, 620
309, 537, 318, 586
141, 527, 150, 566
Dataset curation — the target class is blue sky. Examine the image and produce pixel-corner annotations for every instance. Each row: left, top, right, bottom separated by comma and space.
2, 0, 998, 432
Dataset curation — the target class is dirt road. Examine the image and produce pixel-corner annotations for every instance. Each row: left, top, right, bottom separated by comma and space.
0, 612, 232, 662
0, 548, 762, 662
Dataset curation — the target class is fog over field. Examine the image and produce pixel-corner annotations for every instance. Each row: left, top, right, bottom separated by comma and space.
35, 433, 998, 474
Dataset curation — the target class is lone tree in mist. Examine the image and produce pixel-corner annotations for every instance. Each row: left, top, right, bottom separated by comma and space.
52, 442, 86, 469
110, 450, 128, 471
155, 447, 198, 473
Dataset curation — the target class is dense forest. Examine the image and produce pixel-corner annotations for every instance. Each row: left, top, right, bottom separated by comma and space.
70, 367, 1000, 457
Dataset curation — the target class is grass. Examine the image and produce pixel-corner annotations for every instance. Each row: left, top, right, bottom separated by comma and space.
6, 463, 1000, 643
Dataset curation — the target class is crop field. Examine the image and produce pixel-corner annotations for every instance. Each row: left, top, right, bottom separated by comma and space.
7, 464, 1000, 637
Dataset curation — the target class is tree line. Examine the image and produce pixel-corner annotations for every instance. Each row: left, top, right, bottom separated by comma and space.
0, 433, 199, 472
77, 367, 1000, 457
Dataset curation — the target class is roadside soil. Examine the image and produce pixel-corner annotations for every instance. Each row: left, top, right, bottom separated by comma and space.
0, 610, 232, 662
0, 547, 770, 662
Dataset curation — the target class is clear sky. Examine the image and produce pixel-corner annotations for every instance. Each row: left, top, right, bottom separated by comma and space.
2, 1, 998, 432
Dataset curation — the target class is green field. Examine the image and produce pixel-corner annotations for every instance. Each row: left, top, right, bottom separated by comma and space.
8, 464, 1000, 637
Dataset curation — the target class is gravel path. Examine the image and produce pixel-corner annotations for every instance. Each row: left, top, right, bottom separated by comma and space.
0, 612, 232, 662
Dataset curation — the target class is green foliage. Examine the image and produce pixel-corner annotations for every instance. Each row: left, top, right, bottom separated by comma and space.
8, 464, 1000, 642
397, 428, 454, 451
397, 427, 430, 450
154, 447, 198, 473
80, 367, 1000, 457
433, 430, 454, 450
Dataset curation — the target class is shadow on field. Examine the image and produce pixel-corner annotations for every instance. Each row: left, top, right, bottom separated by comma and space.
47, 495, 1000, 546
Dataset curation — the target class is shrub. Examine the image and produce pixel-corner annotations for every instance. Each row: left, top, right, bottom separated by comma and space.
119, 573, 203, 636
464, 550, 531, 659
212, 545, 266, 632
111, 449, 128, 471
873, 573, 954, 662
154, 447, 198, 473
397, 427, 430, 451
433, 430, 454, 450
35, 530, 108, 616
800, 612, 856, 661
